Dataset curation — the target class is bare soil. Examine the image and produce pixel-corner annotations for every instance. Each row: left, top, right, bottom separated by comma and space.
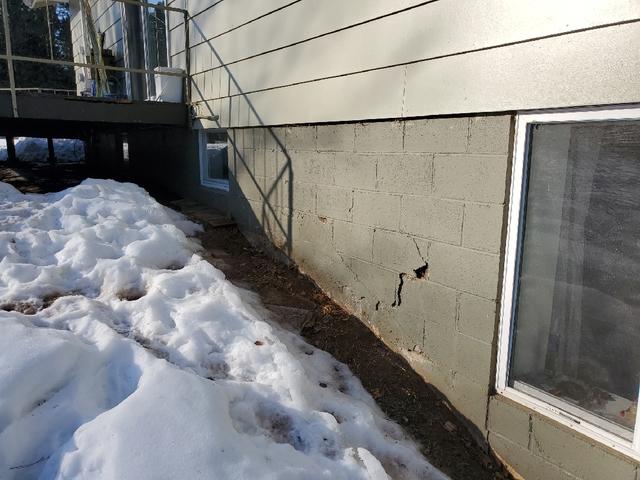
194, 223, 511, 480
0, 163, 512, 480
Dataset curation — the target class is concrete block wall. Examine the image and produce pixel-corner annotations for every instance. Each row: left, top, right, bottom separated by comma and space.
226, 115, 512, 433
488, 397, 639, 480
222, 115, 640, 479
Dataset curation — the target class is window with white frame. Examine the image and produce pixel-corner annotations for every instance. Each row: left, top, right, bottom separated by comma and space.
498, 107, 640, 456
199, 129, 229, 190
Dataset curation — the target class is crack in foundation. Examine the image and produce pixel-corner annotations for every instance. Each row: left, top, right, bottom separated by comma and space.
391, 273, 406, 307
411, 237, 427, 263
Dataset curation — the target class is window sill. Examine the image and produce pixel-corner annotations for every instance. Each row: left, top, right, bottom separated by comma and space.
495, 387, 640, 462
201, 179, 229, 192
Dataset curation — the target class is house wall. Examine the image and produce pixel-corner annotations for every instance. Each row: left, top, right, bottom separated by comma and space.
175, 0, 640, 127
155, 1, 640, 478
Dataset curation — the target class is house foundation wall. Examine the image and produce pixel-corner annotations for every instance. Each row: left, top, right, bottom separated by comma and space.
226, 115, 511, 431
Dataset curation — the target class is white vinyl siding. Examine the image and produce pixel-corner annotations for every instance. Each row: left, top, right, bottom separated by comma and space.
176, 0, 640, 127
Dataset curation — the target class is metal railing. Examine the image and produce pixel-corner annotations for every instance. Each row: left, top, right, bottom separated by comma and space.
0, 0, 190, 118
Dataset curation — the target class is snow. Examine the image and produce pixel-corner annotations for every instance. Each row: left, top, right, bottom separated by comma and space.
0, 179, 447, 480
0, 137, 85, 163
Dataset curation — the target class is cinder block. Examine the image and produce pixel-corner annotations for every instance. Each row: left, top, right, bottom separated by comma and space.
308, 256, 354, 300
434, 154, 508, 203
428, 242, 500, 300
255, 202, 282, 245
229, 196, 257, 232
253, 148, 267, 177
355, 121, 403, 152
317, 124, 356, 152
230, 147, 254, 176
238, 128, 254, 150
316, 185, 353, 221
291, 211, 333, 260
454, 332, 492, 385
252, 127, 266, 150
458, 293, 497, 344
401, 279, 457, 327
352, 190, 401, 230
235, 173, 264, 202
423, 318, 456, 369
285, 125, 316, 151
488, 396, 532, 449
408, 351, 454, 397
264, 149, 282, 179
372, 230, 429, 273
263, 175, 285, 209
450, 371, 490, 431
400, 196, 463, 244
333, 220, 374, 262
376, 153, 433, 195
334, 152, 377, 190
531, 416, 637, 480
404, 117, 468, 153
348, 257, 398, 306
489, 433, 580, 480
468, 115, 512, 155
462, 202, 505, 253
228, 129, 242, 153
291, 150, 335, 185
374, 309, 425, 352
287, 181, 317, 213
264, 127, 286, 151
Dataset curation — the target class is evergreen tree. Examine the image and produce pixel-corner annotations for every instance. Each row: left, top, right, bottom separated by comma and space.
0, 0, 74, 90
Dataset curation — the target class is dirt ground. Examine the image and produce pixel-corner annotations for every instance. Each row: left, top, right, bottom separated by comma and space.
0, 163, 512, 480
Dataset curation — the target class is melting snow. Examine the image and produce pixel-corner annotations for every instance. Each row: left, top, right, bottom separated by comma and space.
0, 179, 447, 480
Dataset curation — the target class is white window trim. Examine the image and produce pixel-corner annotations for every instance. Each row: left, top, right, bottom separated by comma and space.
198, 131, 229, 192
496, 105, 640, 460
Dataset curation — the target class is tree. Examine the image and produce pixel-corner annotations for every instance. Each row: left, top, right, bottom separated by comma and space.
0, 0, 74, 90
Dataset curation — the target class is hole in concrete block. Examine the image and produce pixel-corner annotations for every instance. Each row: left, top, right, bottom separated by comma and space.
414, 263, 429, 279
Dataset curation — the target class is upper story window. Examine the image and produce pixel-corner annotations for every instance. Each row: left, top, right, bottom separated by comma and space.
199, 129, 229, 191
497, 107, 640, 457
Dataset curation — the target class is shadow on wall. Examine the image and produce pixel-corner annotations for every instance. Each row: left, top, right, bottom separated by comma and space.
187, 20, 294, 257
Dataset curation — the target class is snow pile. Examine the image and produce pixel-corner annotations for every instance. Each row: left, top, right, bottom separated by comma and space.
0, 137, 85, 163
0, 179, 446, 480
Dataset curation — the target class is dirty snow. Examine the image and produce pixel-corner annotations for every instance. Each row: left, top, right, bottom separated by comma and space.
0, 179, 446, 480
0, 137, 85, 163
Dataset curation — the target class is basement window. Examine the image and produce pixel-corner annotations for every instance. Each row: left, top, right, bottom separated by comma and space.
497, 107, 640, 456
199, 129, 229, 191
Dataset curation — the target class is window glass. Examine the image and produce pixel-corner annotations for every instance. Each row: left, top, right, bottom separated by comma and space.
143, 1, 168, 70
200, 130, 228, 188
510, 120, 640, 439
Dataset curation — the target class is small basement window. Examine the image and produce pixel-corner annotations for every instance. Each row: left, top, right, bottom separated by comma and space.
498, 106, 640, 457
199, 129, 229, 190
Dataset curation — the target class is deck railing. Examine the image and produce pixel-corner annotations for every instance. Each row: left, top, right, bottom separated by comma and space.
0, 0, 190, 118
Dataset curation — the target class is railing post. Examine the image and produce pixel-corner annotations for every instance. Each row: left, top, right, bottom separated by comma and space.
184, 10, 190, 104
6, 135, 16, 164
1, 0, 18, 117
47, 137, 56, 165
